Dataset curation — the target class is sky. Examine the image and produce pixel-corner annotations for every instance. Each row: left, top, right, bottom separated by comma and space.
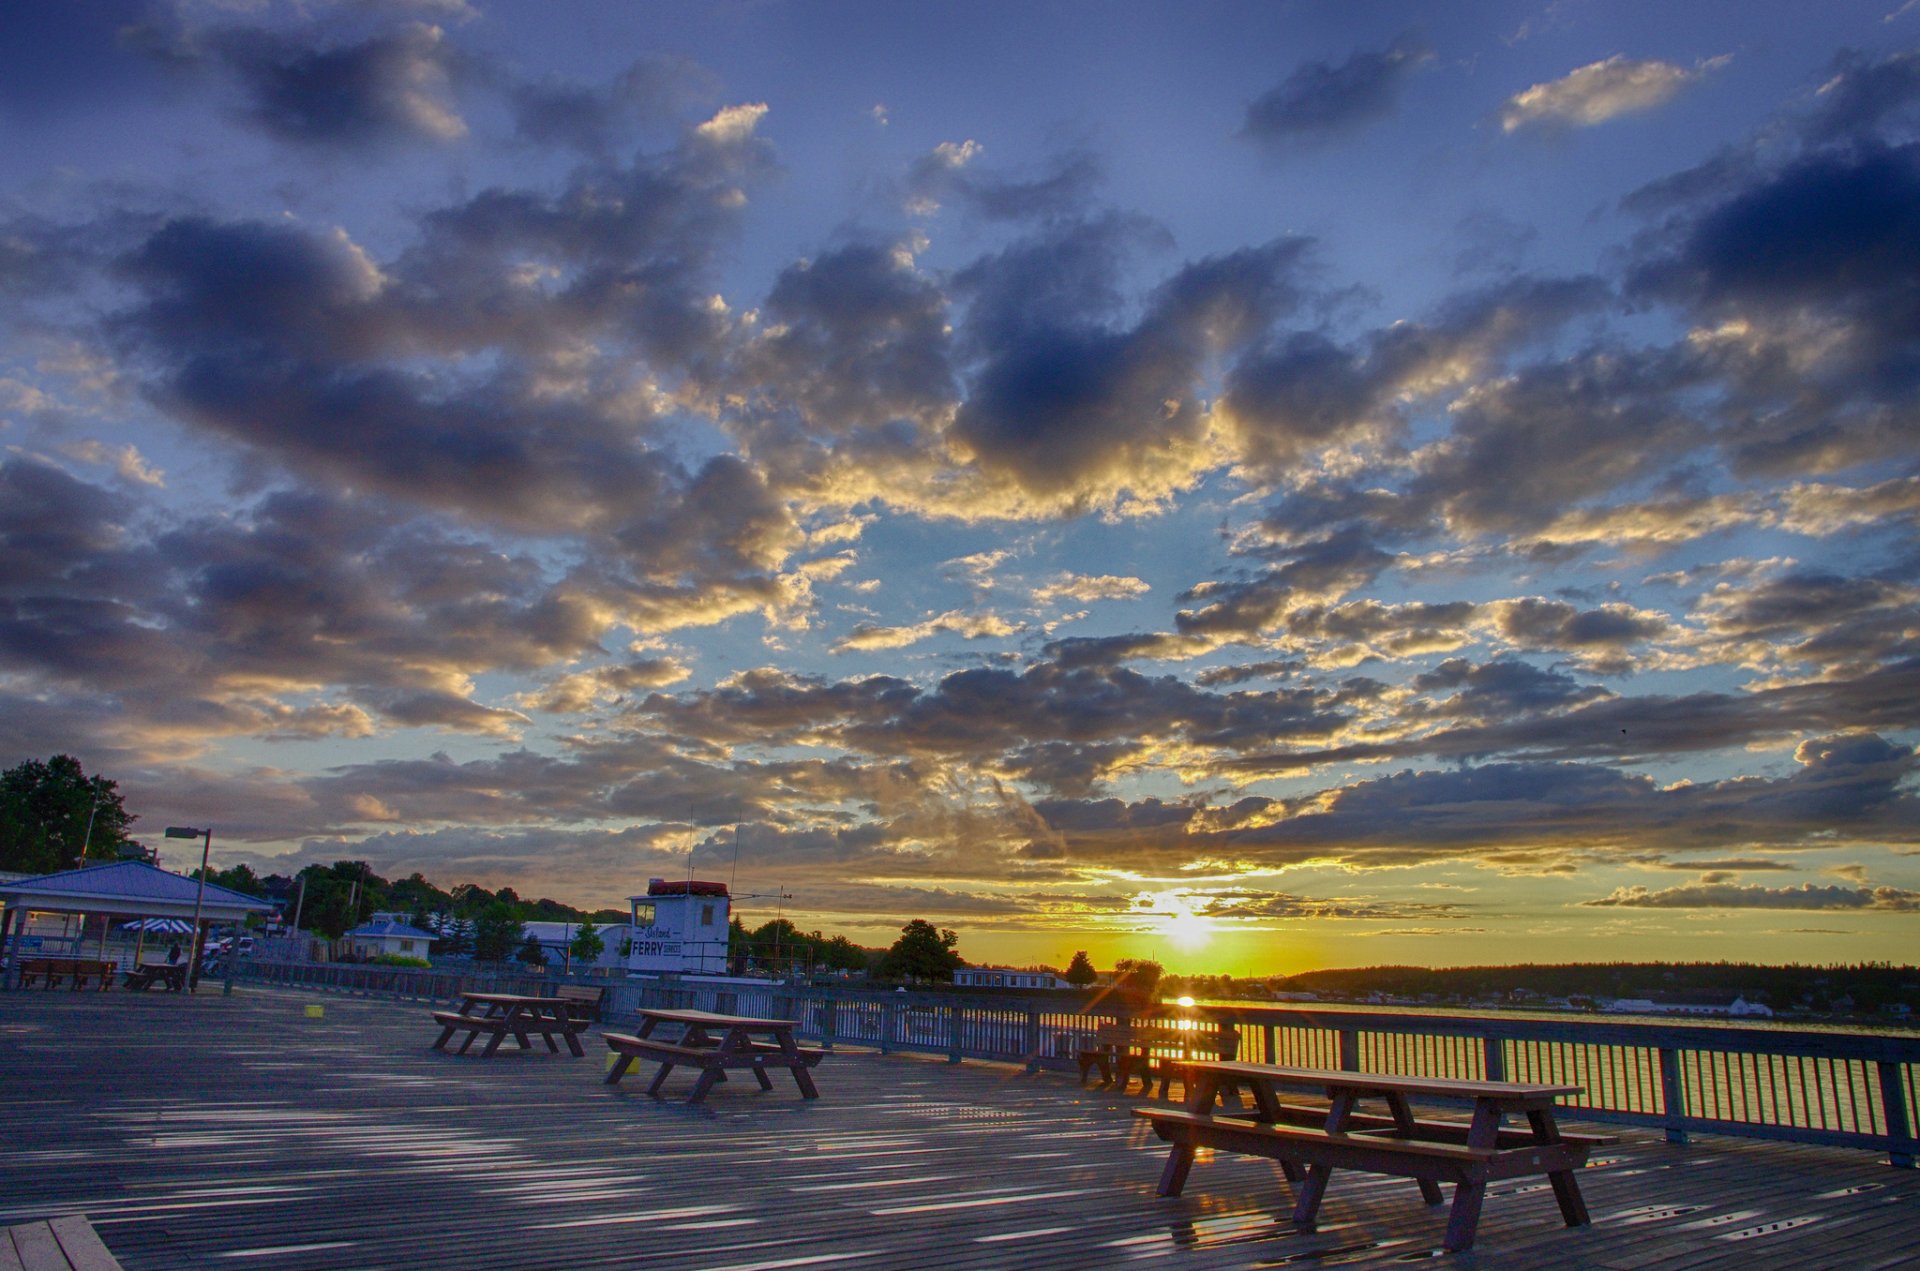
3, 1, 1919, 976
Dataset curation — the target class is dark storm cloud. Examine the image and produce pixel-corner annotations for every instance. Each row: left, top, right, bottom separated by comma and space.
1412, 348, 1699, 537
1694, 569, 1920, 677
948, 226, 1308, 507
639, 659, 1350, 797
1803, 47, 1920, 144
1409, 658, 1612, 724
207, 21, 468, 146
739, 241, 957, 434
102, 109, 789, 577
1241, 35, 1432, 145
1216, 733, 1920, 870
1220, 274, 1608, 477
1175, 528, 1396, 639
1626, 131, 1920, 475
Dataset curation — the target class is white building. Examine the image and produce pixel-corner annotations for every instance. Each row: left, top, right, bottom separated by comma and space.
623, 879, 732, 975
953, 966, 1066, 990
521, 920, 633, 972
345, 915, 438, 964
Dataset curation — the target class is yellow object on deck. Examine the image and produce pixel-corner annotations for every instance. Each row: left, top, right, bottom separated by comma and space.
304, 1004, 324, 1019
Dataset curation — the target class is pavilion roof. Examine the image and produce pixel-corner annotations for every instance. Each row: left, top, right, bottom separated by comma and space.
0, 860, 275, 922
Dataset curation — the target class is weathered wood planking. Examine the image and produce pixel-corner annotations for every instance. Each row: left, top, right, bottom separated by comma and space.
0, 988, 1915, 1269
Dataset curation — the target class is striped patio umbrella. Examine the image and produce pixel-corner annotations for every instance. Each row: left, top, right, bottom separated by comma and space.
120, 918, 196, 934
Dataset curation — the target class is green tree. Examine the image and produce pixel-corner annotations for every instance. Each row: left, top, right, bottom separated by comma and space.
473, 901, 524, 962
438, 917, 475, 956
201, 863, 264, 896
1114, 958, 1164, 1002
569, 919, 605, 966
1064, 950, 1098, 986
877, 919, 964, 983
516, 932, 548, 967
0, 755, 137, 872
820, 934, 871, 973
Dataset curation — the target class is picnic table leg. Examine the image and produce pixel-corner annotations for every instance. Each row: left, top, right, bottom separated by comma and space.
751, 1062, 775, 1091
1293, 1090, 1358, 1230
1527, 1108, 1591, 1227
790, 1058, 820, 1099
564, 1029, 585, 1058
1157, 1140, 1197, 1196
688, 1065, 724, 1103
646, 1061, 676, 1096
540, 1031, 560, 1053
481, 1027, 509, 1058
605, 1052, 635, 1084
1387, 1093, 1446, 1206
1443, 1168, 1489, 1252
431, 1024, 457, 1051
457, 1028, 483, 1054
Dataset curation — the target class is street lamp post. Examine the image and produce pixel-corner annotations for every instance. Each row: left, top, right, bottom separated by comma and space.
165, 826, 212, 995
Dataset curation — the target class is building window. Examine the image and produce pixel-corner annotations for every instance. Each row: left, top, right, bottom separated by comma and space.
399, 940, 413, 952
701, 903, 715, 926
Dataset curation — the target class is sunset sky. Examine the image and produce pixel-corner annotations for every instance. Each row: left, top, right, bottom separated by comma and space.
3, 1, 1918, 975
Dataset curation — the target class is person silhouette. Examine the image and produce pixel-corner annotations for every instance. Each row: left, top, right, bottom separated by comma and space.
166, 940, 181, 965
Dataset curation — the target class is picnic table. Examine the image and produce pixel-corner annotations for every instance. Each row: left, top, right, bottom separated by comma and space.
1072, 1019, 1239, 1096
122, 961, 187, 992
604, 1007, 825, 1103
1136, 1060, 1611, 1252
429, 991, 590, 1058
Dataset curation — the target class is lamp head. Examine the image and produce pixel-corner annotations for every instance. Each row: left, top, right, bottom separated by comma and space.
164, 826, 204, 839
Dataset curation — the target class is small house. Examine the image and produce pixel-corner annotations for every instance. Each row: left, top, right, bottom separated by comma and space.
345, 914, 438, 964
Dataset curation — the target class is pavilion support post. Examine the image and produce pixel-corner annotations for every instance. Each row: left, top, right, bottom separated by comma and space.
0, 905, 17, 991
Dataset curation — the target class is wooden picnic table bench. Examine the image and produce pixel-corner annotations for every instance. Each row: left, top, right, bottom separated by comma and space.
428, 992, 589, 1058
2, 1215, 124, 1270
1136, 1061, 1611, 1253
16, 958, 117, 991
554, 983, 607, 1021
605, 1007, 825, 1103
122, 962, 187, 992
1073, 1019, 1239, 1097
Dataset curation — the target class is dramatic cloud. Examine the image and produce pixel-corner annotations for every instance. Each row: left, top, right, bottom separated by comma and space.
1583, 881, 1920, 910
4, 7, 1917, 971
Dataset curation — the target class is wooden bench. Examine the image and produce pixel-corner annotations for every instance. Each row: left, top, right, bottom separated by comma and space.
123, 962, 187, 992
604, 1029, 826, 1099
1140, 1108, 1588, 1251
16, 958, 116, 991
555, 984, 607, 1022
2, 1215, 125, 1270
1076, 1021, 1239, 1096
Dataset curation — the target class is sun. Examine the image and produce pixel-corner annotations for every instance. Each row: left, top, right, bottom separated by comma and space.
1140, 890, 1215, 951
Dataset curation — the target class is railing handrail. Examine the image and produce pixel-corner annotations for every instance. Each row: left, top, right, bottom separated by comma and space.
230, 959, 1916, 1168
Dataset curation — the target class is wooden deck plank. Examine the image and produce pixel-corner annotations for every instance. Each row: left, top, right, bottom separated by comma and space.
1, 987, 1916, 1269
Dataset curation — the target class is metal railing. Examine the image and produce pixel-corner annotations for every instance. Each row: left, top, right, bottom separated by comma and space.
234, 961, 1918, 1167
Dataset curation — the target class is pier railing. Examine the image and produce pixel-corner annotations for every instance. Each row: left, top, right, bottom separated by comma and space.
236, 961, 1918, 1167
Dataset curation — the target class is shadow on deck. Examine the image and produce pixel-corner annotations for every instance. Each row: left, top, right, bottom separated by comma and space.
0, 986, 1912, 1269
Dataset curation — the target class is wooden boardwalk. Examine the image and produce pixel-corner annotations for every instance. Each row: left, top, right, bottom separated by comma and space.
1, 987, 1913, 1269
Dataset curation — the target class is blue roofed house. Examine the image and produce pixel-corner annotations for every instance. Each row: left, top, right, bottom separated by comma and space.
345, 914, 439, 964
